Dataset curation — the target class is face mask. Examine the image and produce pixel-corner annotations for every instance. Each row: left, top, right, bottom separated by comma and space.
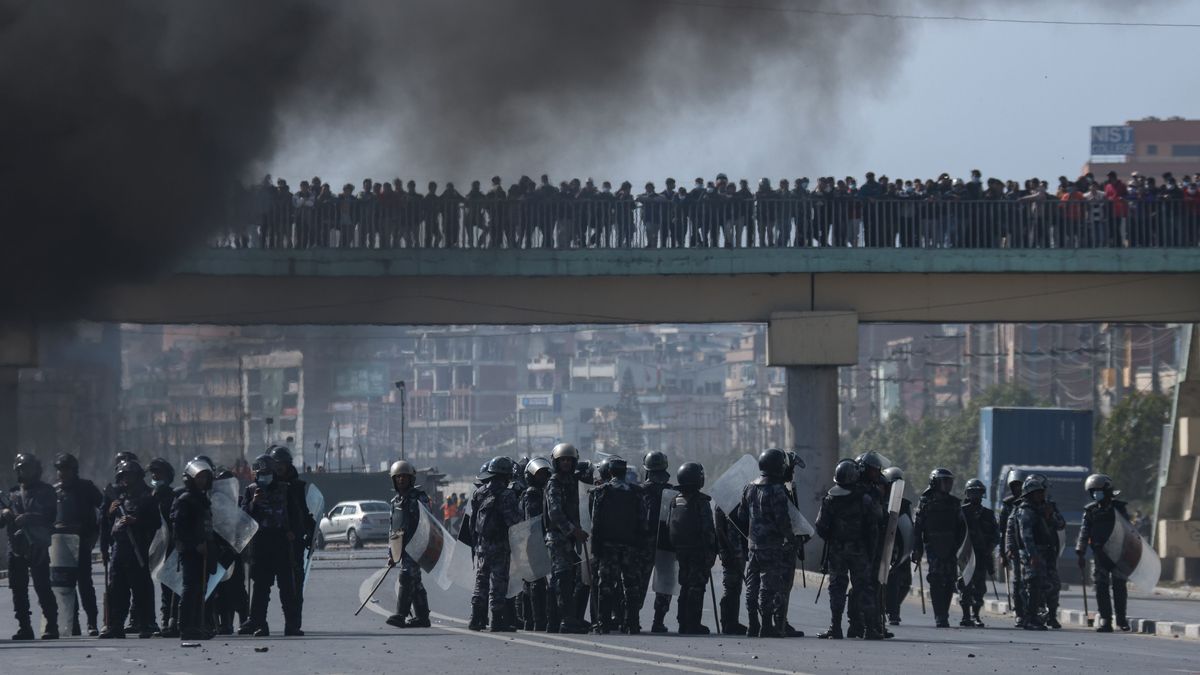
151, 479, 167, 488
1091, 490, 1106, 502
256, 473, 274, 487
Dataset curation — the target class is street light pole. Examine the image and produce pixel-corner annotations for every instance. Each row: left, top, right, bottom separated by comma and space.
396, 381, 407, 460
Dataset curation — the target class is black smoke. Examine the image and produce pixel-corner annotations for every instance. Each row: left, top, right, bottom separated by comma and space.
0, 0, 356, 317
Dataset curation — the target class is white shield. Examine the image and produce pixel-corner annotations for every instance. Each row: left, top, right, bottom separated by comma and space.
709, 454, 759, 517
1101, 512, 1161, 591
211, 477, 259, 553
788, 501, 816, 538
49, 533, 80, 636
877, 480, 905, 585
650, 488, 681, 596
895, 513, 915, 565
957, 515, 976, 583
303, 483, 325, 590
507, 518, 552, 597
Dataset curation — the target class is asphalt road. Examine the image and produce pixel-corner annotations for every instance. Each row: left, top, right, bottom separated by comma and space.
1, 547, 1197, 674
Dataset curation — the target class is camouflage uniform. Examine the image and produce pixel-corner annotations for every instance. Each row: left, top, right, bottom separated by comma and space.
591, 478, 649, 633
639, 479, 673, 630
1016, 498, 1058, 628
667, 490, 717, 633
543, 471, 585, 630
1040, 499, 1066, 617
998, 494, 1025, 623
740, 477, 795, 635
715, 505, 747, 632
958, 500, 998, 622
470, 481, 523, 618
815, 483, 882, 638
1076, 498, 1131, 626
520, 483, 549, 630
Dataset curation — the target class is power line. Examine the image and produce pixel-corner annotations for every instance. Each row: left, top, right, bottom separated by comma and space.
658, 0, 1200, 29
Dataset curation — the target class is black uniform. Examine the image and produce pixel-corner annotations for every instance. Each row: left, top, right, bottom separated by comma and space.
171, 485, 212, 638
389, 486, 432, 626
468, 480, 522, 627
815, 484, 882, 639
1076, 498, 1131, 627
640, 478, 673, 631
1016, 497, 1057, 628
100, 483, 160, 636
5, 480, 58, 636
998, 493, 1025, 624
715, 504, 748, 634
151, 481, 178, 633
54, 476, 103, 633
913, 489, 965, 625
520, 482, 549, 631
846, 480, 887, 636
959, 500, 999, 623
241, 479, 301, 635
282, 468, 316, 629
883, 498, 913, 624
666, 489, 717, 634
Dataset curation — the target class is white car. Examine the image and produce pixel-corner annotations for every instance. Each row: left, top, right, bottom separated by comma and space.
315, 500, 391, 549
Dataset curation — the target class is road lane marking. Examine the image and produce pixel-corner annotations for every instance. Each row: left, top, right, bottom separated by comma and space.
357, 569, 811, 675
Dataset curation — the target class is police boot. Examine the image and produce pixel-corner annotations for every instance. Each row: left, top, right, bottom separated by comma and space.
782, 620, 803, 638
388, 579, 413, 628
959, 604, 975, 627
531, 584, 548, 632
758, 610, 781, 638
12, 620, 35, 641
972, 606, 985, 628
747, 610, 760, 638
546, 589, 560, 633
863, 623, 886, 640
1095, 617, 1113, 633
719, 596, 747, 635
817, 612, 843, 640
490, 607, 516, 633
846, 619, 864, 639
71, 614, 81, 637
651, 602, 669, 633
1114, 584, 1130, 631
468, 599, 488, 631
41, 623, 59, 640
1045, 612, 1062, 630
408, 588, 432, 628
98, 625, 126, 639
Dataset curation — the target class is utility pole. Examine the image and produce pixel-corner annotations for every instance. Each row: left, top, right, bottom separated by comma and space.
395, 381, 407, 460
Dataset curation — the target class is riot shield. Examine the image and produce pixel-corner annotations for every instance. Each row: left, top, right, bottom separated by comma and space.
788, 501, 816, 538
48, 532, 80, 636
895, 513, 914, 566
877, 479, 905, 585
388, 532, 405, 565
303, 483, 325, 590
710, 454, 758, 517
406, 502, 474, 592
956, 514, 975, 583
578, 484, 593, 535
507, 518, 552, 597
211, 477, 259, 553
652, 488, 680, 596
1101, 512, 1161, 591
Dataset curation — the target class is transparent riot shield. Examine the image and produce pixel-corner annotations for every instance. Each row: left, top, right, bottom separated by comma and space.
652, 488, 680, 596
877, 479, 905, 585
211, 477, 258, 553
49, 532, 80, 636
507, 518, 551, 598
709, 454, 758, 517
1101, 512, 1161, 591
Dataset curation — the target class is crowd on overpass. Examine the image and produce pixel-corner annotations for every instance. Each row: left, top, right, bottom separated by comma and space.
223, 169, 1200, 250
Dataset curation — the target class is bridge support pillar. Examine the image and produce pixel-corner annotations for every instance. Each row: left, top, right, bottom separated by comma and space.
767, 311, 857, 517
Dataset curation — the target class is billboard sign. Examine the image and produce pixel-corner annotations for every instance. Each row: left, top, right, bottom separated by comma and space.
1091, 125, 1134, 155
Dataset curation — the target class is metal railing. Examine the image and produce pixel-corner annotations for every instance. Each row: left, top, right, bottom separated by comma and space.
211, 196, 1200, 250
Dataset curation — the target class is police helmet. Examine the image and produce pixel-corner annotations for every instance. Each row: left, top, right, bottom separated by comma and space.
525, 457, 552, 480
114, 451, 139, 466
552, 443, 579, 461
643, 451, 668, 473
192, 455, 215, 470
252, 454, 275, 474
834, 459, 860, 488
676, 462, 705, 489
1020, 475, 1045, 498
607, 455, 628, 479
477, 456, 515, 481
856, 451, 887, 472
1084, 473, 1113, 492
964, 478, 985, 495
115, 459, 145, 483
389, 460, 416, 478
881, 466, 903, 483
596, 458, 612, 482
183, 459, 214, 488
54, 453, 80, 475
268, 445, 294, 469
148, 457, 175, 483
1005, 468, 1028, 490
758, 448, 788, 479
14, 453, 43, 481
929, 467, 954, 492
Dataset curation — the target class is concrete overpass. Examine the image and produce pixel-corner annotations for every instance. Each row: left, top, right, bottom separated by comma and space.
6, 245, 1200, 579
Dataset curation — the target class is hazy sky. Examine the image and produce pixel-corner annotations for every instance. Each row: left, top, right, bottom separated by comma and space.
264, 1, 1200, 186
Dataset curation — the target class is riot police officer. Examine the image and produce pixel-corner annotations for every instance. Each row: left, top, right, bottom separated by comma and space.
639, 451, 673, 633
466, 456, 522, 632
521, 457, 552, 631
53, 452, 103, 636
815, 459, 883, 640
881, 467, 912, 627
99, 460, 160, 639
997, 468, 1027, 627
912, 468, 965, 628
848, 451, 888, 639
590, 455, 648, 634
1076, 474, 1130, 633
959, 478, 998, 627
543, 443, 590, 634
269, 445, 316, 633
147, 457, 178, 637
667, 462, 717, 635
172, 459, 213, 641
740, 448, 794, 637
1035, 473, 1067, 629
1014, 476, 1056, 631
239, 453, 301, 637
385, 460, 433, 629
715, 499, 748, 635
3, 453, 58, 640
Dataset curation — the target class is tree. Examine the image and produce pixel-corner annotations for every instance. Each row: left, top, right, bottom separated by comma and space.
614, 368, 645, 455
1095, 391, 1170, 505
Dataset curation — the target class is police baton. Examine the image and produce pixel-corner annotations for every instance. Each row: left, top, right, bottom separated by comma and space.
355, 559, 397, 616
708, 570, 721, 634
1080, 557, 1091, 626
915, 558, 926, 615
813, 539, 828, 604
990, 573, 1000, 602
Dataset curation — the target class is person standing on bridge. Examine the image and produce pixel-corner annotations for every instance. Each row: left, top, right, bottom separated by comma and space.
1076, 474, 1131, 633
385, 460, 432, 629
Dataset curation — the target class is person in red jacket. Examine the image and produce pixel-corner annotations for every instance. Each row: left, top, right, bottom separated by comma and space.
1103, 171, 1129, 247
